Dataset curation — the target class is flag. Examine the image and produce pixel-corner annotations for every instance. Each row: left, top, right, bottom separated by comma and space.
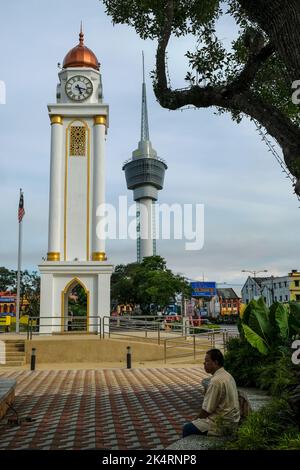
18, 191, 25, 223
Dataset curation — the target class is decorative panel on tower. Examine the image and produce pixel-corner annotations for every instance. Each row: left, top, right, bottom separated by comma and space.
70, 126, 87, 156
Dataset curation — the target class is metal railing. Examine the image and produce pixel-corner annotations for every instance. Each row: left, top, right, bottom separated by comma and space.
122, 155, 168, 168
27, 316, 101, 340
163, 328, 231, 363
103, 315, 165, 344
25, 316, 239, 362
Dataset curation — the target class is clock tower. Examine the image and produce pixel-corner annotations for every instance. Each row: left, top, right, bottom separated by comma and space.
39, 28, 113, 334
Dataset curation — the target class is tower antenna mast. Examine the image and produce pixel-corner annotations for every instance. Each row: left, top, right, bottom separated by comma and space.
141, 51, 149, 142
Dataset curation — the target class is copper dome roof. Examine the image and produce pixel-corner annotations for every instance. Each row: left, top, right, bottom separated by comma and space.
63, 29, 99, 71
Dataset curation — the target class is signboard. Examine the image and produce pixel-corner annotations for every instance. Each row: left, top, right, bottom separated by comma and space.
185, 301, 194, 315
191, 282, 217, 298
0, 297, 15, 303
0, 316, 11, 326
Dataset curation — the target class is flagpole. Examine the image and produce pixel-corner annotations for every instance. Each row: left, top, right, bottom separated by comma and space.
16, 189, 23, 334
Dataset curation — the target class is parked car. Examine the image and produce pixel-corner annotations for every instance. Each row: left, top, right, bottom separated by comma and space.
164, 314, 181, 323
201, 319, 212, 325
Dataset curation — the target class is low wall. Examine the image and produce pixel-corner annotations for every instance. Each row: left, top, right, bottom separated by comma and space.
24, 337, 166, 364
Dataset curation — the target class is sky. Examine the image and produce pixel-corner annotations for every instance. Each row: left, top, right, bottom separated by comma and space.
1, 0, 300, 294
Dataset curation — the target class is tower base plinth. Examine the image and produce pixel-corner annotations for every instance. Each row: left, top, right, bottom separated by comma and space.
38, 261, 113, 335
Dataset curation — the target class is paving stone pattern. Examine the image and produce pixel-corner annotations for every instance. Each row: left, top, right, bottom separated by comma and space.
0, 368, 207, 450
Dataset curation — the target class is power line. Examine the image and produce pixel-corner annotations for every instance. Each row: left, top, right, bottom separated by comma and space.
253, 119, 300, 204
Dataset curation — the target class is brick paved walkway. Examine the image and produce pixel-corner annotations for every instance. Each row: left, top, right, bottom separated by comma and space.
0, 368, 207, 450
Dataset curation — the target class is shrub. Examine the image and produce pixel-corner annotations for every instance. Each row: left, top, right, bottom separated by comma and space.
276, 433, 300, 450
255, 354, 299, 396
225, 398, 298, 450
224, 337, 265, 387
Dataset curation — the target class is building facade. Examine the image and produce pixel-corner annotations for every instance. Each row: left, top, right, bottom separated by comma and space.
0, 293, 15, 315
241, 270, 300, 306
217, 288, 241, 316
288, 270, 300, 302
0, 292, 29, 316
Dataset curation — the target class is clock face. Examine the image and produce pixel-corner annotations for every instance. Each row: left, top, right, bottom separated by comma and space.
65, 75, 93, 101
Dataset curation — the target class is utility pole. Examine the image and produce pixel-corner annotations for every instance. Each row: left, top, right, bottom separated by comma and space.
241, 269, 268, 278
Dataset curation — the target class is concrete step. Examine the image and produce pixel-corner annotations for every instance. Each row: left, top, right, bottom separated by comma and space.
4, 340, 25, 344
5, 344, 25, 351
3, 341, 25, 353
5, 354, 25, 361
4, 341, 25, 345
1, 340, 26, 367
5, 349, 25, 355
1, 360, 25, 367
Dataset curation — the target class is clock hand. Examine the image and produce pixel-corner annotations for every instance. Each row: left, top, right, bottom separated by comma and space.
75, 84, 86, 95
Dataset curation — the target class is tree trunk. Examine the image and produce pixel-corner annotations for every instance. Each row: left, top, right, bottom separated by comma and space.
238, 0, 300, 82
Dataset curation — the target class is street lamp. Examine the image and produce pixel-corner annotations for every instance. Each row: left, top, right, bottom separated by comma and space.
241, 269, 268, 278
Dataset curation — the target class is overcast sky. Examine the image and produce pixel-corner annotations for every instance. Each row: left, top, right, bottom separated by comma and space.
1, 0, 300, 293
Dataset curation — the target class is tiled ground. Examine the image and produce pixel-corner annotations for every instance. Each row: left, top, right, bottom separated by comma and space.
0, 368, 207, 450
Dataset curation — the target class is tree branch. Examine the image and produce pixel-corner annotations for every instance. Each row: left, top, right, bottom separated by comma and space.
225, 42, 274, 97
155, 0, 174, 99
153, 0, 300, 192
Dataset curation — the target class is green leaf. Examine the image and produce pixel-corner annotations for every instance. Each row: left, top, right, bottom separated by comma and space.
289, 302, 300, 325
274, 303, 289, 339
242, 299, 258, 326
243, 298, 271, 342
242, 324, 269, 355
289, 302, 300, 335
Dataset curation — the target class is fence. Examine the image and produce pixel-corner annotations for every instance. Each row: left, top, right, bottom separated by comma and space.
103, 315, 165, 344
24, 316, 238, 362
27, 316, 101, 340
163, 329, 231, 363
26, 315, 189, 343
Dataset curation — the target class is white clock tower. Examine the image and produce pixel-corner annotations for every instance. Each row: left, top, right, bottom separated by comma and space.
39, 28, 113, 334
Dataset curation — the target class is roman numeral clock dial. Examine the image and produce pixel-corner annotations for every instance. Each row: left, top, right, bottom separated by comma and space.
65, 75, 93, 101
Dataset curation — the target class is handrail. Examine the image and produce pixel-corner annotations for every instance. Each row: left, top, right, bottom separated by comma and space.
122, 155, 168, 168
163, 328, 233, 363
28, 315, 101, 337
102, 315, 164, 344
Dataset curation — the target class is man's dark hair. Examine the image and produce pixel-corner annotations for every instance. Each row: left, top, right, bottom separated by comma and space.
206, 349, 224, 366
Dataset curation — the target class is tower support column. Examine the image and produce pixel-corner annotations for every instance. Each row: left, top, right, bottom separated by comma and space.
47, 115, 63, 261
92, 115, 107, 261
139, 197, 154, 260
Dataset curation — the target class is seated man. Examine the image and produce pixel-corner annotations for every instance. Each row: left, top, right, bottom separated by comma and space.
183, 349, 240, 437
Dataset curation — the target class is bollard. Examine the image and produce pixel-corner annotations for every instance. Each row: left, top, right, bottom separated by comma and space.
126, 346, 131, 369
30, 348, 36, 371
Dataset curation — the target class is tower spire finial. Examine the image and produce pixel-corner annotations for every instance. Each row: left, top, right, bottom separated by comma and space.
79, 21, 84, 45
141, 51, 149, 142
